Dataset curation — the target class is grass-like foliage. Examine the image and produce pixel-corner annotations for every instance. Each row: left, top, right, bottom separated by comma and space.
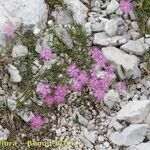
134, 0, 150, 34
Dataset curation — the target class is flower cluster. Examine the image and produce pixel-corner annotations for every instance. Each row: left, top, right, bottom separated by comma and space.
89, 47, 113, 101
67, 64, 88, 92
37, 81, 68, 106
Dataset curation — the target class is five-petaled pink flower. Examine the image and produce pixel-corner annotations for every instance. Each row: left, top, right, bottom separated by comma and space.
39, 48, 55, 61
120, 0, 132, 13
30, 115, 44, 129
4, 23, 15, 37
36, 81, 51, 98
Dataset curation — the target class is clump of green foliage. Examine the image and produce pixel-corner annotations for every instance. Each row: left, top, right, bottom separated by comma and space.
134, 0, 150, 34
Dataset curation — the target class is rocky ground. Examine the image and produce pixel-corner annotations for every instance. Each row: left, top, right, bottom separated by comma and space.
0, 0, 150, 150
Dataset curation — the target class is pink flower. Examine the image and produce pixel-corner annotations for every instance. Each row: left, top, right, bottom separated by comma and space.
54, 85, 68, 103
55, 85, 68, 97
71, 78, 83, 92
67, 64, 80, 77
78, 72, 89, 85
4, 23, 15, 37
120, 0, 132, 13
89, 77, 102, 91
90, 47, 107, 67
39, 48, 54, 61
30, 115, 44, 129
104, 66, 114, 75
94, 90, 105, 102
101, 75, 111, 91
54, 96, 65, 104
117, 81, 127, 90
36, 82, 51, 98
43, 95, 55, 106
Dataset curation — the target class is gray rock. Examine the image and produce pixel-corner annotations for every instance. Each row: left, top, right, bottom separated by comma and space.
79, 135, 93, 148
106, 0, 119, 14
75, 110, 89, 126
120, 38, 149, 56
91, 21, 105, 32
104, 19, 118, 36
104, 89, 120, 109
8, 64, 22, 83
147, 19, 150, 29
110, 36, 127, 45
51, 7, 73, 25
109, 124, 149, 146
0, 125, 10, 140
12, 45, 28, 58
82, 127, 98, 144
102, 47, 141, 79
117, 100, 150, 123
145, 38, 150, 46
127, 142, 150, 150
84, 22, 92, 36
63, 0, 88, 25
55, 25, 73, 48
17, 109, 35, 122
4, 97, 17, 111
93, 32, 111, 46
0, 0, 48, 45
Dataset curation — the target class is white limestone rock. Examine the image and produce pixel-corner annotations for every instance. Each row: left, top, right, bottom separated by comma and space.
51, 8, 73, 25
91, 21, 105, 32
79, 135, 94, 148
12, 45, 28, 58
120, 38, 149, 56
63, 0, 88, 25
106, 0, 119, 14
117, 100, 150, 123
8, 64, 22, 83
84, 22, 92, 36
145, 38, 150, 46
0, 125, 10, 140
104, 89, 120, 109
102, 47, 141, 79
109, 124, 149, 146
4, 97, 17, 111
110, 36, 127, 46
127, 142, 150, 150
147, 19, 150, 29
82, 127, 98, 144
76, 112, 88, 126
55, 25, 73, 48
0, 0, 48, 45
104, 19, 118, 37
93, 32, 111, 46
17, 109, 35, 122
